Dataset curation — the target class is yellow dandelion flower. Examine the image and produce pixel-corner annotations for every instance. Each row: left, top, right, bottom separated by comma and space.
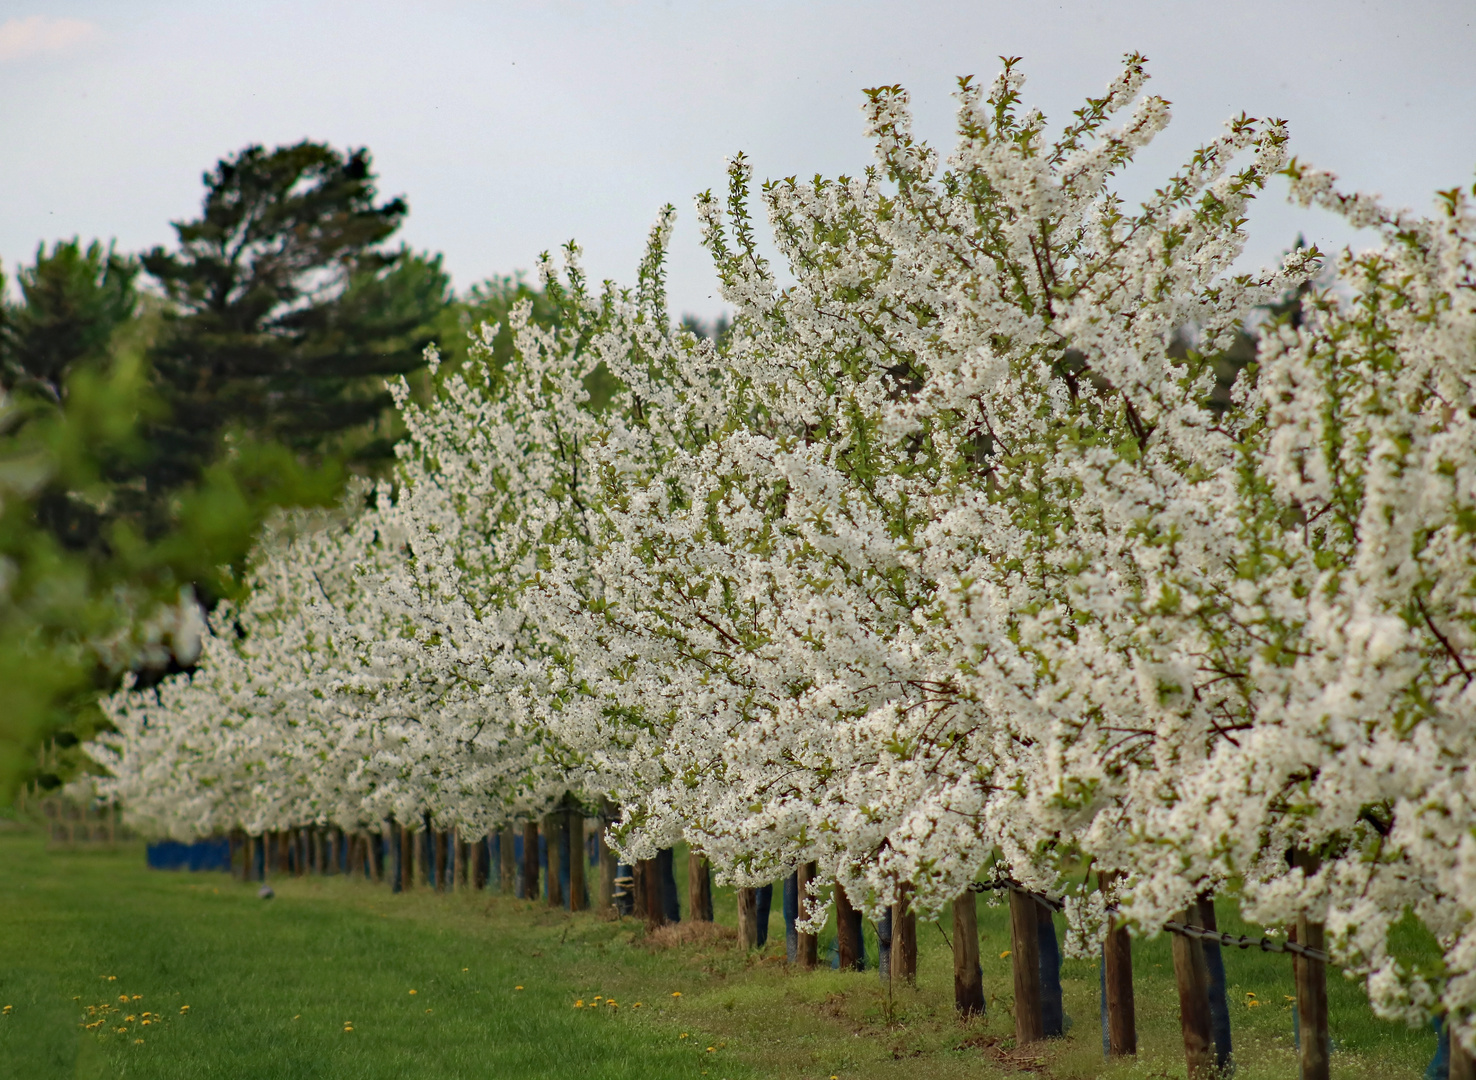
1, 1005, 10, 1014
593, 996, 603, 1002
118, 995, 129, 1003
671, 991, 682, 997
1000, 950, 1011, 959
706, 1046, 716, 1052
125, 1015, 136, 1022
514, 986, 524, 991
607, 1000, 617, 1008
134, 1038, 144, 1045
409, 989, 417, 996
107, 976, 117, 982
131, 995, 142, 1001
425, 1009, 432, 1014
574, 1001, 584, 1008
180, 1006, 191, 1013
141, 1020, 151, 1026
462, 968, 468, 972
115, 1026, 127, 1033
680, 1033, 689, 1038
633, 1002, 643, 1008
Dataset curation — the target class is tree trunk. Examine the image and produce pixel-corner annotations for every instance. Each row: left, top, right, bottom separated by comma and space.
568, 811, 586, 911
892, 882, 918, 984
952, 890, 985, 1016
657, 848, 681, 923
688, 851, 714, 922
597, 826, 617, 914
522, 821, 539, 902
835, 882, 864, 971
1196, 893, 1232, 1074
390, 827, 402, 892
638, 858, 666, 929
1453, 1026, 1476, 1080
1290, 850, 1330, 1080
545, 813, 564, 908
1009, 888, 1044, 1045
1103, 910, 1137, 1056
500, 827, 516, 895
755, 883, 772, 946
1295, 915, 1330, 1080
1171, 909, 1216, 1080
737, 887, 759, 947
1037, 903, 1064, 1037
797, 861, 819, 969
784, 872, 800, 961
403, 825, 416, 889
472, 834, 488, 889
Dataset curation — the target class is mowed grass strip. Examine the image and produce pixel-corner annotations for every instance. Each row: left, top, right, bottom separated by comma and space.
0, 831, 745, 1080
0, 829, 1441, 1079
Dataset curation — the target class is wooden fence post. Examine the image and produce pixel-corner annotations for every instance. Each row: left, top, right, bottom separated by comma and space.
522, 821, 539, 902
688, 851, 714, 921
893, 882, 918, 984
1009, 888, 1045, 1044
835, 882, 864, 971
1171, 908, 1215, 1080
952, 890, 986, 1016
568, 810, 586, 911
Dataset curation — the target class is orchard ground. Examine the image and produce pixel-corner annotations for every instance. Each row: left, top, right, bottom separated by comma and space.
0, 826, 1439, 1079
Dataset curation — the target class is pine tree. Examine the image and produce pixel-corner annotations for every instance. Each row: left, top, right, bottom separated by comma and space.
141, 140, 450, 488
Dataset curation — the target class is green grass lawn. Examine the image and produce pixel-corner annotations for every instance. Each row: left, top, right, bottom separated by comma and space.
0, 826, 1440, 1079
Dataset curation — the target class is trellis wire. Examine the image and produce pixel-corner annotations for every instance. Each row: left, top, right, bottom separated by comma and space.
967, 879, 1331, 964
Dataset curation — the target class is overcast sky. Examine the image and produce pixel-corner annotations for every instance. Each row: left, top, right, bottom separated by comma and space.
1, 0, 1473, 321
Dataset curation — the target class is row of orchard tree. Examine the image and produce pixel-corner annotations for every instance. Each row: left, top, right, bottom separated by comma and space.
92, 55, 1476, 1080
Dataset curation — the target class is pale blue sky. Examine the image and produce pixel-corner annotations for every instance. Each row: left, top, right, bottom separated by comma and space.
1, 0, 1473, 320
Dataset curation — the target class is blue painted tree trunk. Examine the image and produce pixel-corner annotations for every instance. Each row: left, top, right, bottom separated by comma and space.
783, 872, 799, 962
878, 906, 893, 983
1038, 907, 1065, 1037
